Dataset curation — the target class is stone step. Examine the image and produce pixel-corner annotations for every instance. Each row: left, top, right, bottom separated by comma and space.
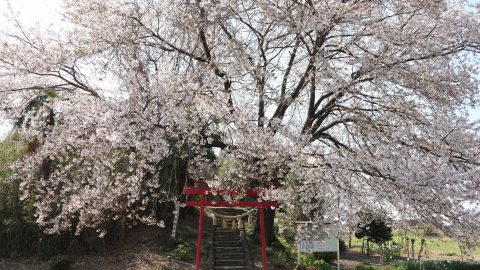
214, 226, 238, 231
212, 209, 251, 270
215, 234, 239, 238
214, 229, 239, 234
214, 266, 247, 270
215, 230, 239, 235
215, 246, 243, 253
215, 259, 245, 267
214, 231, 239, 236
215, 252, 244, 259
214, 240, 241, 247
215, 236, 241, 242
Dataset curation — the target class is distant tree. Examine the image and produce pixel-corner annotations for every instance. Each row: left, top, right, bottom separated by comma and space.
355, 210, 393, 255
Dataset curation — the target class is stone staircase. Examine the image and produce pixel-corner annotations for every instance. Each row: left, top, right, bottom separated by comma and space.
210, 208, 252, 270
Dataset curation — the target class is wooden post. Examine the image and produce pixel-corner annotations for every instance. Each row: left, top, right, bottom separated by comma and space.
195, 194, 205, 270
171, 201, 180, 238
260, 207, 267, 270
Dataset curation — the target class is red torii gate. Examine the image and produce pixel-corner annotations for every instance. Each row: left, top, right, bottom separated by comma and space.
183, 186, 279, 270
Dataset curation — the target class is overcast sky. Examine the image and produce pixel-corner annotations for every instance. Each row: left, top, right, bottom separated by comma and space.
1, 0, 480, 139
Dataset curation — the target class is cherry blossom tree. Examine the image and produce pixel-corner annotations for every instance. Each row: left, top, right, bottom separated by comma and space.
1, 0, 480, 244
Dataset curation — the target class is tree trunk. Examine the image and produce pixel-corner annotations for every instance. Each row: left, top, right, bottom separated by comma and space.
348, 230, 352, 249
175, 159, 194, 218
253, 208, 276, 246
417, 238, 425, 260
367, 240, 371, 256
406, 237, 410, 259
176, 159, 189, 198
361, 238, 365, 253
411, 239, 415, 259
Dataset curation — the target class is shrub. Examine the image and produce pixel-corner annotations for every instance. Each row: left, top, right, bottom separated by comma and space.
48, 255, 74, 270
356, 264, 377, 270
313, 252, 337, 264
155, 233, 179, 251
268, 247, 292, 268
296, 255, 334, 270
170, 244, 190, 260
0, 134, 41, 257
424, 225, 440, 237
383, 241, 402, 261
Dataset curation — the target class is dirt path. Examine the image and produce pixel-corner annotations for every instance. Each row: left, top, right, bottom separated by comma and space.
339, 249, 385, 270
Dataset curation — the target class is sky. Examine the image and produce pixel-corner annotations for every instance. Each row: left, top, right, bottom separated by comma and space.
0, 0, 60, 138
0, 0, 63, 27
0, 0, 480, 139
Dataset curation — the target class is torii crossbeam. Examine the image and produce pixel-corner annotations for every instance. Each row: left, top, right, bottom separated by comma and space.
183, 187, 279, 270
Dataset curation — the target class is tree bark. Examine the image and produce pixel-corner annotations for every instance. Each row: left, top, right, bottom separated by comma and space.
417, 238, 425, 260
253, 208, 276, 246
406, 237, 410, 258
175, 159, 195, 218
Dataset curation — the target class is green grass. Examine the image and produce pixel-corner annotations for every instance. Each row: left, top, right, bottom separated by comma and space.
350, 229, 480, 260
356, 261, 480, 270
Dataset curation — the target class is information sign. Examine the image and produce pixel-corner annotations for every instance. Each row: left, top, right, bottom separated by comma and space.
296, 221, 340, 269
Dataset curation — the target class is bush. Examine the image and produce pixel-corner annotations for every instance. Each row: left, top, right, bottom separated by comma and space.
170, 244, 190, 260
0, 135, 40, 257
155, 232, 179, 251
424, 225, 440, 237
296, 255, 334, 270
313, 252, 337, 264
0, 134, 124, 259
0, 215, 43, 257
48, 255, 74, 270
383, 241, 402, 261
356, 264, 377, 270
268, 248, 289, 268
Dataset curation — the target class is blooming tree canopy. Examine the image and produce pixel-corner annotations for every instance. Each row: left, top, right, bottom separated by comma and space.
0, 0, 479, 241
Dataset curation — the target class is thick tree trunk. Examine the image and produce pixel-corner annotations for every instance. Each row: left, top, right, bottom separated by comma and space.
253, 208, 276, 246
176, 159, 189, 198
175, 159, 195, 218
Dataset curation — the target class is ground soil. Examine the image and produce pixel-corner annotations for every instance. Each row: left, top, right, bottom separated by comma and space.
0, 226, 197, 270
